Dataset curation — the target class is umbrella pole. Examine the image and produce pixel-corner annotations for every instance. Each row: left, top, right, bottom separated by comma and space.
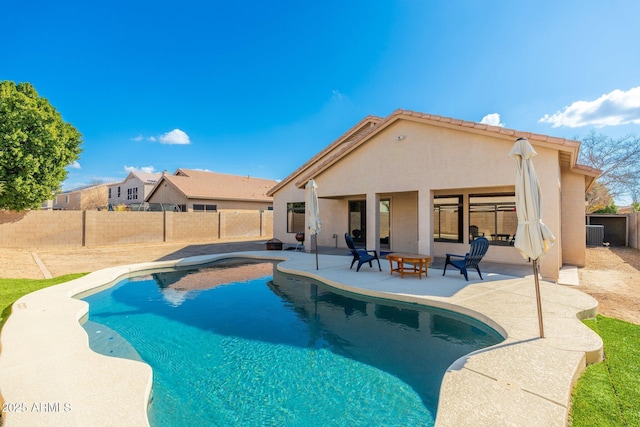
314, 234, 319, 270
532, 259, 545, 338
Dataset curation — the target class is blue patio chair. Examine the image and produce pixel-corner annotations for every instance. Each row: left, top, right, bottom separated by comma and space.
442, 236, 490, 281
344, 233, 381, 272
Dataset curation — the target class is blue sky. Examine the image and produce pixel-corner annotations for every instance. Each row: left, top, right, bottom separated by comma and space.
3, 1, 640, 192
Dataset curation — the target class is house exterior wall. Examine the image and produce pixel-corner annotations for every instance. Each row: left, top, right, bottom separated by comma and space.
187, 199, 272, 212
272, 119, 588, 281
561, 172, 587, 266
108, 176, 145, 207
146, 182, 188, 206
146, 185, 272, 212
54, 192, 81, 210
54, 185, 109, 211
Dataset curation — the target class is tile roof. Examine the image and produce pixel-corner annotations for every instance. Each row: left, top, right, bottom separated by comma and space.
152, 169, 277, 202
268, 108, 600, 195
130, 171, 162, 184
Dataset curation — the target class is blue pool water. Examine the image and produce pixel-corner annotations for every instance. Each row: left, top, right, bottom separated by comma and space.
81, 260, 503, 426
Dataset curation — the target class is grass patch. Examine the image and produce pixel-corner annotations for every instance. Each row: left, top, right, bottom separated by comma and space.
0, 274, 86, 329
570, 315, 640, 426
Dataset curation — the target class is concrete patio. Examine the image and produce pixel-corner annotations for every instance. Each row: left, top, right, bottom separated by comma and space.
0, 250, 602, 426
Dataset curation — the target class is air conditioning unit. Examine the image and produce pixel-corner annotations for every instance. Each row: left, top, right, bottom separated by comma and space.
586, 225, 604, 246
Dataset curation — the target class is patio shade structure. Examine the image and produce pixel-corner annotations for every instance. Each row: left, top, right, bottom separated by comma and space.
509, 137, 556, 338
306, 179, 322, 270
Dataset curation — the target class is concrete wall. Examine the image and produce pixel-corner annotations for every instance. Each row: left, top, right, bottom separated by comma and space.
84, 211, 165, 246
0, 210, 83, 247
0, 209, 272, 248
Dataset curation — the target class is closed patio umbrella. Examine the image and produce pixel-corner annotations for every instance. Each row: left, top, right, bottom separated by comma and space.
306, 179, 322, 270
509, 137, 556, 338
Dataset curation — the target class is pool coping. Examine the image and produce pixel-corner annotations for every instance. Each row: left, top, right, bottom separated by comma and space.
0, 251, 603, 426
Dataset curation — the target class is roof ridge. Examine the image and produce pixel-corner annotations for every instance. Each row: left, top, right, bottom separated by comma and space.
267, 115, 383, 195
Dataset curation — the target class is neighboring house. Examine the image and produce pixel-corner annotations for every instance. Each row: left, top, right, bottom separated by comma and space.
146, 169, 277, 212
267, 109, 600, 281
108, 171, 162, 207
53, 183, 110, 211
40, 199, 54, 210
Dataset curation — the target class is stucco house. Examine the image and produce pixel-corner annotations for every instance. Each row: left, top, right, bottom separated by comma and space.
107, 171, 162, 208
52, 183, 110, 211
267, 109, 600, 281
146, 169, 277, 212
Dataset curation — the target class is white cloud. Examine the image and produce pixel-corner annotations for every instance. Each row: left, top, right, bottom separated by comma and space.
332, 89, 345, 102
124, 165, 156, 173
148, 136, 157, 142
68, 161, 81, 169
480, 113, 505, 127
131, 135, 144, 142
159, 129, 191, 145
539, 86, 640, 128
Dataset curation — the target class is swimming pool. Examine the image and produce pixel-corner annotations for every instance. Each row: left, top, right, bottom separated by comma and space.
82, 259, 503, 426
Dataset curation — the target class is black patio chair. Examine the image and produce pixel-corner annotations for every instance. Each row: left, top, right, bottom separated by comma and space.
443, 236, 490, 280
344, 233, 381, 272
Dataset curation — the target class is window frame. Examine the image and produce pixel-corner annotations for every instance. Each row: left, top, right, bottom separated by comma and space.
193, 204, 217, 212
286, 202, 305, 233
468, 193, 517, 246
433, 195, 463, 243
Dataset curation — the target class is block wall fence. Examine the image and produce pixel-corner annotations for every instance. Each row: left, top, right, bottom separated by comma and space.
0, 210, 273, 248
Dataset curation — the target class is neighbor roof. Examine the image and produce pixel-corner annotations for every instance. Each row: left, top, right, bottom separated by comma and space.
146, 169, 277, 202
267, 109, 600, 195
129, 171, 162, 184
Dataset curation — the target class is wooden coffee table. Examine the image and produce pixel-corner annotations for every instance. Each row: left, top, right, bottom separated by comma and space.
386, 253, 432, 279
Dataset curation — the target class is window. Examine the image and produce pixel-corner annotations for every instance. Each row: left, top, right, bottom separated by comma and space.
127, 187, 138, 200
287, 202, 305, 233
117, 186, 121, 198
469, 193, 517, 246
434, 195, 462, 243
108, 188, 111, 199
193, 204, 217, 212
349, 200, 366, 245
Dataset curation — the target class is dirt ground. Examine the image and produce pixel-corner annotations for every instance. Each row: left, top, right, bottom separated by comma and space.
0, 241, 638, 325
577, 246, 640, 325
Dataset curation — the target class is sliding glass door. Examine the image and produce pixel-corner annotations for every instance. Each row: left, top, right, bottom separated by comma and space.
348, 200, 366, 246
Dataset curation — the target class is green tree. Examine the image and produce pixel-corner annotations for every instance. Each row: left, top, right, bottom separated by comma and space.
593, 202, 618, 214
0, 81, 82, 210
